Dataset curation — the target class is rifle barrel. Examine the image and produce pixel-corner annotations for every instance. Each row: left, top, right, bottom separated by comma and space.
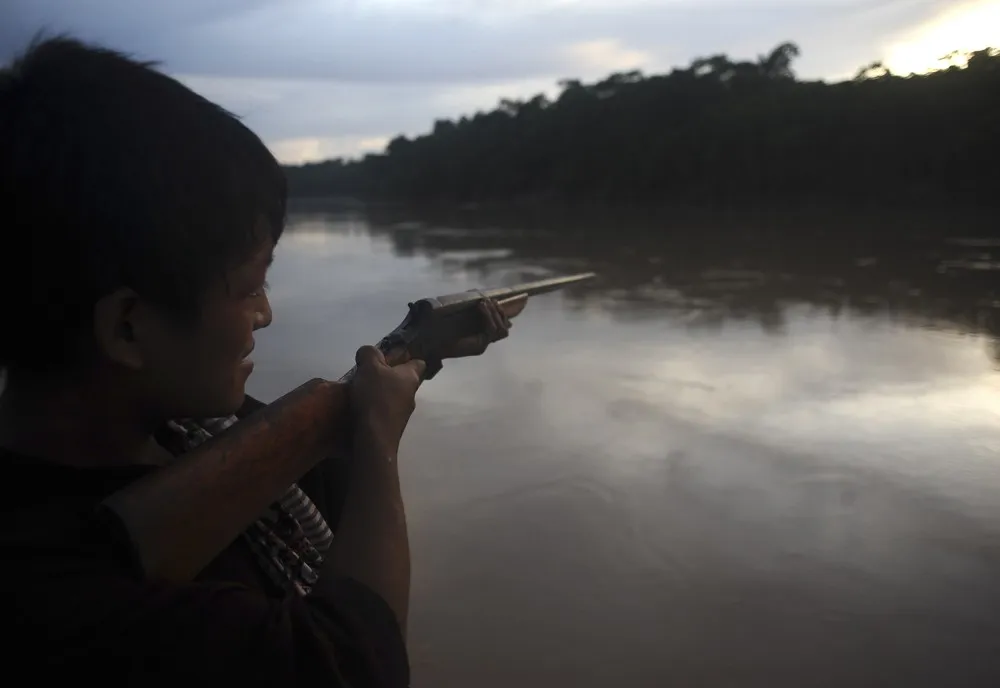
455, 272, 597, 302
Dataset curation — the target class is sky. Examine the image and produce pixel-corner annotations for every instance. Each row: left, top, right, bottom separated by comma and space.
2, 0, 998, 165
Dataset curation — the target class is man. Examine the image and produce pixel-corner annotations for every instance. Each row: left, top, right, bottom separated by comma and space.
0, 36, 507, 685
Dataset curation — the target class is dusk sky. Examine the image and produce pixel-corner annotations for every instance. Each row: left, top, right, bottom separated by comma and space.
2, 0, 997, 164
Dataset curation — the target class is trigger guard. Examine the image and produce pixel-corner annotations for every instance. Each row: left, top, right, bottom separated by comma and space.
422, 358, 443, 381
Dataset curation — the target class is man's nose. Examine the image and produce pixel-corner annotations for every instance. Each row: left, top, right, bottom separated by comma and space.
254, 294, 273, 329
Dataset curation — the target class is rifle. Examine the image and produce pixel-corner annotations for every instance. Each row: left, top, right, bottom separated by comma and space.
101, 272, 596, 582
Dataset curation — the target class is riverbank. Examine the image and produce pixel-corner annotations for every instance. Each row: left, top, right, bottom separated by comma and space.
286, 196, 1000, 239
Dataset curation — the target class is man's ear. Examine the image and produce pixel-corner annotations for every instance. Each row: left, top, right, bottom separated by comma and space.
92, 287, 146, 370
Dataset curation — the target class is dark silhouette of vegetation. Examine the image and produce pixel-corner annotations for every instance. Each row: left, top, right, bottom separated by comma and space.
283, 44, 1000, 207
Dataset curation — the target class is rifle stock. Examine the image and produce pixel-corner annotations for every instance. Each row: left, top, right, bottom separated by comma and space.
100, 273, 595, 582
101, 378, 349, 582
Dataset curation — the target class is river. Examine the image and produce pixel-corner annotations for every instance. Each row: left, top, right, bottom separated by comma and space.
247, 203, 1000, 688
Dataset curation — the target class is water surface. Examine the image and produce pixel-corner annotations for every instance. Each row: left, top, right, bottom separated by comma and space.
248, 206, 1000, 688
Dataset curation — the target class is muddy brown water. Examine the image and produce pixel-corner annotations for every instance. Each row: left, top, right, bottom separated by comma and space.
246, 205, 1000, 687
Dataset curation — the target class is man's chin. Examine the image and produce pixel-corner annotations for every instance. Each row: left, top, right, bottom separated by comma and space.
221, 388, 248, 418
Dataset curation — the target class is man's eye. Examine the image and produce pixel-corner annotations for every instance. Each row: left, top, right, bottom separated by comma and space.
248, 280, 270, 298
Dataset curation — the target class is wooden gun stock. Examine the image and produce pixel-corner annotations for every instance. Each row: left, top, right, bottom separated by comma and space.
102, 378, 350, 582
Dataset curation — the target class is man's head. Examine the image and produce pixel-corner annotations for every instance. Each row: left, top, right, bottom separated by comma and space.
0, 36, 285, 420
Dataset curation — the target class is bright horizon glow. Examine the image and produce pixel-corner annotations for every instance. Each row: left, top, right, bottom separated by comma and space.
270, 135, 390, 165
883, 0, 1000, 75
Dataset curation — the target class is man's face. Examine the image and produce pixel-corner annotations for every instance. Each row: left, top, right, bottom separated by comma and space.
135, 239, 275, 420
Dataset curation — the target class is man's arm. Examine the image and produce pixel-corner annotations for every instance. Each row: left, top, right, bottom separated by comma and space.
236, 394, 352, 533
241, 377, 412, 635
240, 348, 418, 634
322, 427, 411, 636
318, 345, 424, 636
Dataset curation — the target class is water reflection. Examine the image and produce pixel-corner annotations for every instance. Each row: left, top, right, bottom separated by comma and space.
264, 205, 1000, 688
361, 205, 1000, 363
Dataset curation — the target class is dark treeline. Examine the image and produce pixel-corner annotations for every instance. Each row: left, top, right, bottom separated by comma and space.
283, 44, 1000, 207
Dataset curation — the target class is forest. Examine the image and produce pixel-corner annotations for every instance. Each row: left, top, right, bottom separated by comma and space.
282, 43, 1000, 207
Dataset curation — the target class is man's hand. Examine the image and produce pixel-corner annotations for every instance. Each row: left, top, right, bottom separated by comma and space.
349, 345, 427, 456
348, 297, 513, 453
438, 297, 517, 360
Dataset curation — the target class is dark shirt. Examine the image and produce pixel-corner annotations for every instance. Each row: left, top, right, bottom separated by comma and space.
2, 446, 409, 687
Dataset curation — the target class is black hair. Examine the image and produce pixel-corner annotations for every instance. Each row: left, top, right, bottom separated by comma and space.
0, 35, 286, 372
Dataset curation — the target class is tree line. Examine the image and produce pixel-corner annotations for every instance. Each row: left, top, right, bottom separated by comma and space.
282, 43, 1000, 207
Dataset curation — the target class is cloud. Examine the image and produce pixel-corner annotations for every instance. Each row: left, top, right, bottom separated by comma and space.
268, 136, 389, 164
2, 0, 985, 163
177, 72, 562, 160
882, 0, 1000, 74
3, 0, 962, 83
562, 39, 652, 74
